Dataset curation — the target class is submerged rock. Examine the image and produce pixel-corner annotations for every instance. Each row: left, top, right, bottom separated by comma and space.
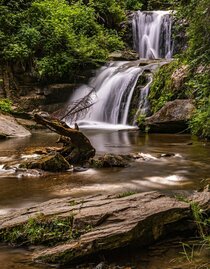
145, 99, 195, 133
0, 113, 31, 138
90, 154, 130, 168
20, 153, 70, 172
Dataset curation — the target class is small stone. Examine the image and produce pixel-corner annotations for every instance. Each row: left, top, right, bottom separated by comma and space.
94, 262, 106, 269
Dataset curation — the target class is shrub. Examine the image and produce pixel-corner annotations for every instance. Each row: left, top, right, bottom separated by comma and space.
0, 99, 13, 113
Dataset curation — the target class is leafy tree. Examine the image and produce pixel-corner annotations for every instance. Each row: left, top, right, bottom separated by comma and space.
0, 0, 124, 81
176, 0, 210, 137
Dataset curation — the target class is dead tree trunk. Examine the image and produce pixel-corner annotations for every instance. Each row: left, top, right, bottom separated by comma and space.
34, 114, 95, 165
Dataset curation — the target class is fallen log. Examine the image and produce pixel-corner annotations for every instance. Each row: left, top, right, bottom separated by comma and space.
34, 113, 95, 164
0, 191, 209, 265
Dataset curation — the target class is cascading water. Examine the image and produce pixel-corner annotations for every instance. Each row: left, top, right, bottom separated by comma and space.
132, 11, 173, 59
64, 11, 173, 129
133, 74, 153, 123
65, 61, 142, 129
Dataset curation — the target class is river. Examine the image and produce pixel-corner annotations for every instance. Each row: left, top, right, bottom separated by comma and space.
0, 130, 210, 268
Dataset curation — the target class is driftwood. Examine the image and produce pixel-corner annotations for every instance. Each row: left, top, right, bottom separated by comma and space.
34, 114, 95, 164
0, 191, 209, 265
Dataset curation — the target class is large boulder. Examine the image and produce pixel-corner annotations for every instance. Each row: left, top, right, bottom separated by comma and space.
146, 99, 195, 133
0, 191, 209, 265
0, 113, 31, 138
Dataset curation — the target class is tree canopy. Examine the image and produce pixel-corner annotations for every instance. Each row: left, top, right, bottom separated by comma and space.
0, 0, 126, 81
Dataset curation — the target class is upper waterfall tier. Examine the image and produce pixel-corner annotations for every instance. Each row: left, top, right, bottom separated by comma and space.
132, 11, 173, 59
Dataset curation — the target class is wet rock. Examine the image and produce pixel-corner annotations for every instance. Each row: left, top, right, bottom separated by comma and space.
20, 153, 70, 172
94, 262, 106, 269
73, 167, 88, 172
146, 99, 195, 133
0, 113, 31, 138
171, 65, 189, 91
158, 153, 175, 158
90, 154, 130, 168
130, 152, 158, 161
0, 133, 8, 140
43, 84, 78, 104
108, 50, 139, 61
0, 191, 209, 266
15, 168, 44, 177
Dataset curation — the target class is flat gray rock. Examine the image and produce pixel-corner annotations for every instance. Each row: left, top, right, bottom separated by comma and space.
0, 113, 31, 138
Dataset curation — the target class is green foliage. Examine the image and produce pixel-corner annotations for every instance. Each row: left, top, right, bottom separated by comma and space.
148, 0, 210, 138
136, 113, 146, 130
0, 98, 13, 113
124, 0, 143, 10
88, 0, 126, 28
0, 0, 124, 81
0, 213, 85, 246
176, 195, 210, 266
173, 0, 210, 138
147, 0, 173, 10
149, 60, 184, 113
117, 190, 138, 198
190, 97, 210, 138
174, 0, 210, 65
181, 202, 210, 265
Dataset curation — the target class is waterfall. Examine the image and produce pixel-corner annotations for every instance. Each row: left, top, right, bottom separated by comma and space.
134, 74, 153, 121
63, 11, 173, 130
65, 61, 142, 129
132, 11, 173, 59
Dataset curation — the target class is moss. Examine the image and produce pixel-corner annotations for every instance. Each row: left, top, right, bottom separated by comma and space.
149, 60, 187, 113
0, 212, 94, 247
20, 153, 70, 172
0, 214, 76, 246
0, 98, 13, 113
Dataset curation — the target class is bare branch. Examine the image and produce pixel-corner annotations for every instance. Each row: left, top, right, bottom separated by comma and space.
59, 88, 96, 123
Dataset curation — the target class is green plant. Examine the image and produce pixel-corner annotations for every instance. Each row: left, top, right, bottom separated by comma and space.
117, 190, 138, 198
177, 199, 210, 267
0, 213, 78, 246
148, 60, 184, 113
180, 242, 195, 263
0, 0, 124, 81
0, 98, 13, 113
136, 113, 147, 132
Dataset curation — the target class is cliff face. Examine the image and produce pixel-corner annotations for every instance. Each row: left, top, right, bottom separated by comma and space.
0, 64, 94, 113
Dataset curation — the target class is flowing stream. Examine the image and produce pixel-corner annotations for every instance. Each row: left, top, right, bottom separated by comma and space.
1, 9, 208, 269
0, 131, 210, 268
64, 61, 142, 129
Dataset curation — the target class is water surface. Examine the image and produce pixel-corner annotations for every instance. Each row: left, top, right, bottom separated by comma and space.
0, 130, 210, 269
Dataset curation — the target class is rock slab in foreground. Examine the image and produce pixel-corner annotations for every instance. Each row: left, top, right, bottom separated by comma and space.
0, 191, 210, 265
0, 113, 31, 138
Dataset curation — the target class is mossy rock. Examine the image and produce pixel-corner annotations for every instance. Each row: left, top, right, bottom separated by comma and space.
20, 153, 70, 172
90, 154, 130, 168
